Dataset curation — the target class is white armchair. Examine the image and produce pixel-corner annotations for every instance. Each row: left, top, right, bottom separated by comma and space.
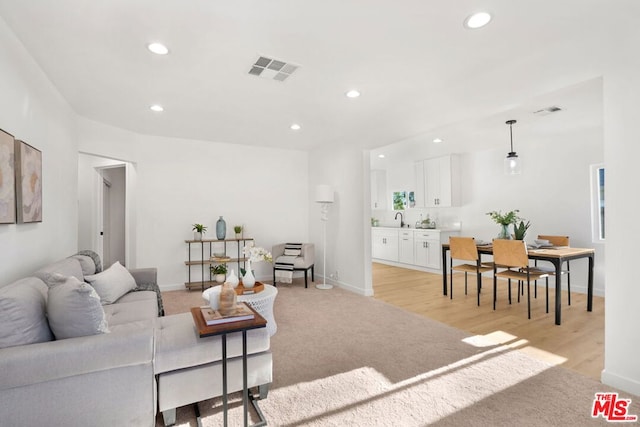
272, 243, 315, 288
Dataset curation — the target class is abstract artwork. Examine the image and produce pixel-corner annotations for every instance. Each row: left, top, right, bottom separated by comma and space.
15, 140, 42, 223
0, 128, 16, 224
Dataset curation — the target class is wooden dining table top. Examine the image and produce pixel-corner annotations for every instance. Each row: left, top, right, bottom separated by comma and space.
442, 242, 595, 259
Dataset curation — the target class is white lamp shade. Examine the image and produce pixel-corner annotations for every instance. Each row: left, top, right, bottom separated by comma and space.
504, 153, 521, 175
315, 184, 334, 203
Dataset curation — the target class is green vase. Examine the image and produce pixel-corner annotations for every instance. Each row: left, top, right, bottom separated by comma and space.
497, 224, 512, 239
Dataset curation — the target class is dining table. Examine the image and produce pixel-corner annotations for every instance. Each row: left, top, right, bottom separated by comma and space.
441, 242, 595, 325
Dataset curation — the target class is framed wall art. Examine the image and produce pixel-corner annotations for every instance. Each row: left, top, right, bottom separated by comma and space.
15, 139, 42, 223
0, 128, 16, 224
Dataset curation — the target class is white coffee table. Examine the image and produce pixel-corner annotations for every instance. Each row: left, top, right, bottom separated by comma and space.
203, 284, 278, 336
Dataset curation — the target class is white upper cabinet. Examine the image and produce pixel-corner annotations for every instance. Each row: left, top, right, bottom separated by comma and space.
414, 155, 460, 208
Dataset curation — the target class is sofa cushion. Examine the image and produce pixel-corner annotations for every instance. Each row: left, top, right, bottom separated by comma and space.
33, 257, 84, 283
0, 277, 53, 349
47, 274, 109, 339
102, 295, 158, 326
84, 261, 137, 305
154, 312, 270, 374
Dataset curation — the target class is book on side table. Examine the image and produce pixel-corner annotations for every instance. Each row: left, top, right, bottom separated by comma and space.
200, 303, 255, 325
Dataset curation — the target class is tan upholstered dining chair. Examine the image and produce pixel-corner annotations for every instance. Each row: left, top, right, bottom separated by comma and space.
533, 235, 572, 305
492, 239, 549, 319
449, 237, 493, 306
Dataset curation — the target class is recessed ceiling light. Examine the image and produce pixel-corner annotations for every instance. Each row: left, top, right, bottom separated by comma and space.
290, 123, 301, 130
433, 138, 443, 143
378, 154, 385, 158
150, 104, 164, 112
345, 89, 361, 98
464, 12, 492, 29
147, 42, 169, 55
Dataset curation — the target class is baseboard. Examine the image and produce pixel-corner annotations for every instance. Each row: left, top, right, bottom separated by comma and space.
160, 283, 186, 292
601, 369, 640, 397
161, 275, 369, 297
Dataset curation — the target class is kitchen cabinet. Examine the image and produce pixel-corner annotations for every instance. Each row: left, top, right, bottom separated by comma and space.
414, 155, 460, 208
371, 228, 399, 262
398, 230, 414, 264
371, 169, 387, 210
372, 227, 459, 271
413, 230, 441, 269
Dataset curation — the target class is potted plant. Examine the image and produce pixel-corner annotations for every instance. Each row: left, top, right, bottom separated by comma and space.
211, 263, 228, 283
234, 225, 243, 239
192, 223, 207, 240
486, 210, 520, 239
513, 220, 531, 240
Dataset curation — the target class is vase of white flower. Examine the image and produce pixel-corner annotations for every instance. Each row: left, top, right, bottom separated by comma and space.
242, 259, 256, 288
241, 243, 273, 288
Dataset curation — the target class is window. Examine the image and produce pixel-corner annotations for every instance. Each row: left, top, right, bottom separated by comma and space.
590, 164, 605, 241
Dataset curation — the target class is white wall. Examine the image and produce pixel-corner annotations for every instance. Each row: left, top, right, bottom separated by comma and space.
77, 118, 309, 289
309, 144, 372, 296
0, 16, 78, 284
601, 19, 640, 396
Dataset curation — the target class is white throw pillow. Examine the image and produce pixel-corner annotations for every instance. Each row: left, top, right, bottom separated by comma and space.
84, 261, 137, 305
46, 274, 109, 340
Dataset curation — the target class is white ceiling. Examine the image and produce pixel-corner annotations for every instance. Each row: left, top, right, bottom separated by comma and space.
0, 0, 630, 151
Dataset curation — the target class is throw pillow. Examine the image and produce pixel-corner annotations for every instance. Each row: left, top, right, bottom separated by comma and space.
70, 254, 96, 276
84, 261, 137, 305
46, 274, 109, 339
0, 277, 54, 349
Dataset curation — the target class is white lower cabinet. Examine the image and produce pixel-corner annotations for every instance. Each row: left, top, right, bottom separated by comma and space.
413, 231, 441, 269
373, 227, 458, 271
372, 229, 399, 262
398, 230, 414, 264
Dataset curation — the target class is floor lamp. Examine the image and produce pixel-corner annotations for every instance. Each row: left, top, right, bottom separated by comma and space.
315, 184, 334, 290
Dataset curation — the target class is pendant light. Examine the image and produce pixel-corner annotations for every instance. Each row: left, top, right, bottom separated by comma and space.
504, 119, 521, 175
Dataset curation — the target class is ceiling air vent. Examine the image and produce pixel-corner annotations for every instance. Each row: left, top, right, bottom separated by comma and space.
249, 56, 299, 82
533, 105, 563, 116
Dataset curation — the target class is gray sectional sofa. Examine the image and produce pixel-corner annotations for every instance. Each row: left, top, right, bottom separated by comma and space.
0, 252, 272, 427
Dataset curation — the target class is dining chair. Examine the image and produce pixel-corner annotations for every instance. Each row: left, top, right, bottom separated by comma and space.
492, 239, 550, 319
534, 235, 571, 305
449, 237, 493, 306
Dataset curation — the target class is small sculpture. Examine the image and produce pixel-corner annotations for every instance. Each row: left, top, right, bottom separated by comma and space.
218, 282, 236, 316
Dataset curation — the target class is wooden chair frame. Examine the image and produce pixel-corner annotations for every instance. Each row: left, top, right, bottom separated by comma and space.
534, 235, 571, 305
492, 239, 549, 319
449, 237, 493, 306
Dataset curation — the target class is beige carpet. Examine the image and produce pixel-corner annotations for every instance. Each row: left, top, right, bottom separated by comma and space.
157, 282, 640, 426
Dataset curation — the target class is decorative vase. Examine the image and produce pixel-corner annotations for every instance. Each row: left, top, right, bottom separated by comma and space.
216, 216, 226, 240
227, 269, 239, 288
497, 224, 512, 239
218, 282, 236, 315
242, 259, 256, 288
194, 231, 202, 241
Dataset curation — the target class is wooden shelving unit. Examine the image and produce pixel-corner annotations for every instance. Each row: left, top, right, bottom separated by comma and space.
184, 237, 254, 291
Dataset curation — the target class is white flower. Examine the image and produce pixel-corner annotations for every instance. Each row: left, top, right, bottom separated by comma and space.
243, 242, 273, 263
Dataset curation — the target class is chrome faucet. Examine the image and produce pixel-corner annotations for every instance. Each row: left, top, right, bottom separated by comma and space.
394, 211, 405, 228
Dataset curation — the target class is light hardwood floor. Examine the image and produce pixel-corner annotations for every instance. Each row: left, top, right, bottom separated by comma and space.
372, 262, 604, 381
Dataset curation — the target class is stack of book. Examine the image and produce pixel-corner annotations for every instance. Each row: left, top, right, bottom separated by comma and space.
200, 303, 255, 325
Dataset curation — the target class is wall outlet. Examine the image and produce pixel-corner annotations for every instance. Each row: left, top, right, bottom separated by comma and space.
329, 271, 339, 281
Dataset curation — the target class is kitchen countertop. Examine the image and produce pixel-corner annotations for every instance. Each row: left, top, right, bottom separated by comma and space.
371, 226, 460, 232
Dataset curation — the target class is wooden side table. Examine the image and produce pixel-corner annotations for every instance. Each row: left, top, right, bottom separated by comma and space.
190, 304, 267, 427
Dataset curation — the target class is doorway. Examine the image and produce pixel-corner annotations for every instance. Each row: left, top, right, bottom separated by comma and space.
101, 166, 126, 266
77, 153, 136, 268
